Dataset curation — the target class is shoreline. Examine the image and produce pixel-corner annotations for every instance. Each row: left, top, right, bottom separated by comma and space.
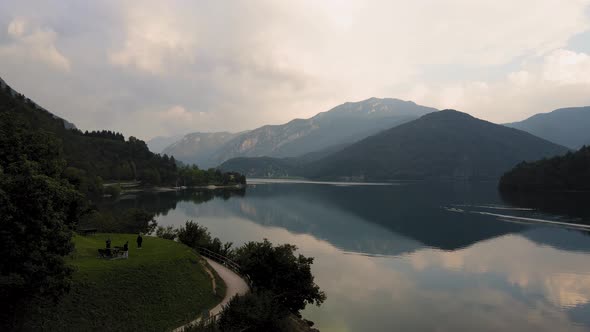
119, 183, 245, 194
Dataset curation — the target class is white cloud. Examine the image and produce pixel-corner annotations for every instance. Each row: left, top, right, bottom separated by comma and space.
508, 70, 532, 86
157, 105, 194, 123
542, 49, 590, 84
7, 16, 26, 37
400, 48, 590, 123
108, 4, 197, 74
407, 234, 590, 309
0, 1, 590, 138
0, 17, 70, 71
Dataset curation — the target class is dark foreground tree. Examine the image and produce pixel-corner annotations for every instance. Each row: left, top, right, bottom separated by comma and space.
217, 291, 289, 332
233, 239, 326, 315
0, 114, 83, 328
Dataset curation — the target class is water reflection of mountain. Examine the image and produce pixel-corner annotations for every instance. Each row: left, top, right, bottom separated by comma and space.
521, 227, 590, 253
105, 183, 590, 256
239, 182, 527, 251
234, 183, 590, 254
232, 196, 425, 256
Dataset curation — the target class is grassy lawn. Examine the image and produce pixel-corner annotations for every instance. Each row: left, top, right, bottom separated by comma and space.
25, 234, 224, 331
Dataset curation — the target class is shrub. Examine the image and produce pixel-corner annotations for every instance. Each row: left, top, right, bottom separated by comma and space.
103, 184, 121, 198
155, 225, 178, 240
177, 221, 233, 256
177, 221, 213, 248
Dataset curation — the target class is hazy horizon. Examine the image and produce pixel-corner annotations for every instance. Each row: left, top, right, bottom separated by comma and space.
1, 1, 590, 140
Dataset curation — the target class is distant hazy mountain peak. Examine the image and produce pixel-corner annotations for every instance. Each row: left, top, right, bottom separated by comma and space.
161, 131, 242, 168
164, 98, 438, 167
505, 106, 590, 149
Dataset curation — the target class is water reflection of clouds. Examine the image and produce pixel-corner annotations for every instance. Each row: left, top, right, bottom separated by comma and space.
405, 234, 590, 309
157, 210, 590, 331
150, 192, 590, 331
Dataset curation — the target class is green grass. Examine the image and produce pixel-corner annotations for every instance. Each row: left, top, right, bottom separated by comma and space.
25, 234, 224, 331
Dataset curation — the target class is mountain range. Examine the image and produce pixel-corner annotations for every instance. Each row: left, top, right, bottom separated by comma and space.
146, 135, 184, 154
162, 132, 241, 167
304, 110, 568, 180
222, 110, 569, 180
505, 106, 590, 149
161, 98, 437, 168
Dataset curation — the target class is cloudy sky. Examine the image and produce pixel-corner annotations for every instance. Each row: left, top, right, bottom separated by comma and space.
1, 1, 590, 140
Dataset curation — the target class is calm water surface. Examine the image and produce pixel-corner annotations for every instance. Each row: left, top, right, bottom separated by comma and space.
108, 180, 590, 331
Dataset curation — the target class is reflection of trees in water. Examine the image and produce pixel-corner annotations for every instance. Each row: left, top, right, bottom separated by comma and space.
500, 190, 590, 225
98, 188, 246, 217
100, 183, 590, 254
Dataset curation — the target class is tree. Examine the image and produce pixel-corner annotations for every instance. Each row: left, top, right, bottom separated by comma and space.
0, 114, 84, 327
140, 168, 161, 185
120, 208, 157, 234
103, 183, 121, 198
217, 291, 289, 332
177, 221, 213, 248
155, 225, 178, 240
176, 221, 233, 256
234, 239, 326, 315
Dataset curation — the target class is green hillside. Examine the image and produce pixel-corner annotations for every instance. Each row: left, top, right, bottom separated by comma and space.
0, 80, 177, 187
305, 110, 568, 181
0, 78, 246, 193
24, 234, 223, 331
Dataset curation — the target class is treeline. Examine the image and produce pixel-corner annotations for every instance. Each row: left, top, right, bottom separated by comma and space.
80, 129, 125, 141
178, 166, 246, 187
499, 146, 590, 192
157, 221, 325, 332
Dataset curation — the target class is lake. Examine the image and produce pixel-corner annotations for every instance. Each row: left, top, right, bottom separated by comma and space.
108, 179, 590, 331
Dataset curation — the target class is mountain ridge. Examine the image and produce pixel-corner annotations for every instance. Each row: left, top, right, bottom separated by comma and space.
301, 109, 569, 181
505, 106, 590, 149
163, 98, 438, 167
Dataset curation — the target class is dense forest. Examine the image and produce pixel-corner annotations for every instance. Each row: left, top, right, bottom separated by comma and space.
499, 146, 590, 192
219, 156, 301, 178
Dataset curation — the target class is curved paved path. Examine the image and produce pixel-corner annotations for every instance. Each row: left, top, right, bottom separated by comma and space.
172, 257, 249, 332
204, 257, 250, 315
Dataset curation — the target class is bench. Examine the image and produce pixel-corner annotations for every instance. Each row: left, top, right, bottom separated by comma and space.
98, 247, 127, 259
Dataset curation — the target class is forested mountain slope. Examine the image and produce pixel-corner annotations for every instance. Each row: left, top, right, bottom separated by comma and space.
305, 110, 569, 181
